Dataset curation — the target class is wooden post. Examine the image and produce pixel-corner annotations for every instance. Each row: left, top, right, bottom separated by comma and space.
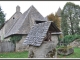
48, 31, 52, 41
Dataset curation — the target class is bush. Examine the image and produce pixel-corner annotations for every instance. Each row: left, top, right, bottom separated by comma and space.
63, 34, 80, 45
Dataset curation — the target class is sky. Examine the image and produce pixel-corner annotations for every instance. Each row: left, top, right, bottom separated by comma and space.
0, 1, 80, 20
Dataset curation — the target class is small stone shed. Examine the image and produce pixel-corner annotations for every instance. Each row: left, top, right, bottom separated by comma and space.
23, 21, 61, 58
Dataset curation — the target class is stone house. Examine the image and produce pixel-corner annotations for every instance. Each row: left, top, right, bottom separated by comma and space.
0, 5, 61, 52
0, 5, 47, 51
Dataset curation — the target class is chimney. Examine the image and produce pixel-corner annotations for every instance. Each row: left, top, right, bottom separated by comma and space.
16, 5, 20, 12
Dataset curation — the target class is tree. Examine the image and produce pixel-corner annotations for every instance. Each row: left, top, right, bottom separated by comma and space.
0, 6, 5, 29
47, 13, 55, 21
47, 13, 61, 46
47, 13, 61, 30
55, 14, 61, 30
61, 2, 80, 36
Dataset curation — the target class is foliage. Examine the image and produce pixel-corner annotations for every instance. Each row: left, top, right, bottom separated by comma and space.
47, 13, 62, 45
47, 13, 61, 30
0, 51, 28, 58
55, 14, 61, 30
61, 2, 80, 36
10, 35, 22, 44
47, 13, 55, 21
0, 6, 5, 28
63, 34, 80, 45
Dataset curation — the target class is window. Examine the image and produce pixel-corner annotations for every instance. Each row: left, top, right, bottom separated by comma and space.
13, 17, 15, 19
35, 21, 45, 24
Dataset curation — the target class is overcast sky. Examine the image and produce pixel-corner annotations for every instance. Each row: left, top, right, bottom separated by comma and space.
0, 1, 80, 20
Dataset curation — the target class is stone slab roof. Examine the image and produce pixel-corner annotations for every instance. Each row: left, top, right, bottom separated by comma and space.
23, 21, 61, 46
5, 5, 47, 38
23, 21, 51, 46
5, 12, 22, 34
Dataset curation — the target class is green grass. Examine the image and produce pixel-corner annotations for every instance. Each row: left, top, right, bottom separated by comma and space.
58, 47, 80, 58
0, 47, 80, 58
0, 51, 28, 58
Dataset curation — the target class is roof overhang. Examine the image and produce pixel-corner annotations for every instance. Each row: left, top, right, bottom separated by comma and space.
51, 32, 62, 35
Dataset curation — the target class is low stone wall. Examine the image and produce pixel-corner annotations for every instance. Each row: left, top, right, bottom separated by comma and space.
57, 47, 74, 55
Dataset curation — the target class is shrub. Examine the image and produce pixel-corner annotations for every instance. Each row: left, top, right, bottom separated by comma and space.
63, 34, 80, 45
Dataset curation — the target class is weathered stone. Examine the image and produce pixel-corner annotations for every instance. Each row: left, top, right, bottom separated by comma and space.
78, 46, 80, 48
28, 41, 58, 58
57, 47, 74, 55
67, 39, 80, 47
16, 35, 29, 52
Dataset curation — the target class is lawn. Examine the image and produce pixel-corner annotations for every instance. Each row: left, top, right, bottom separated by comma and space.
0, 51, 28, 58
0, 47, 80, 58
58, 47, 80, 58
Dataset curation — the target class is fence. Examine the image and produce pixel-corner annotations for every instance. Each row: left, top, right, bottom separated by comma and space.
0, 41, 15, 53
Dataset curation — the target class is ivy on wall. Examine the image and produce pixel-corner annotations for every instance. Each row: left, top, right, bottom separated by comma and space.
10, 35, 22, 44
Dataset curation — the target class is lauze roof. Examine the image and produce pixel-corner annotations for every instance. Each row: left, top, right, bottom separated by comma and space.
23, 21, 51, 46
23, 21, 61, 46
4, 5, 47, 38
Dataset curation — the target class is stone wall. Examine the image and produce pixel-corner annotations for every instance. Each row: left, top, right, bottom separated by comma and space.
16, 35, 29, 52
28, 41, 58, 58
28, 35, 59, 58
51, 34, 58, 45
2, 35, 29, 52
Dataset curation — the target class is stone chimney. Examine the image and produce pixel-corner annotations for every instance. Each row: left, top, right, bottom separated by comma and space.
16, 5, 20, 12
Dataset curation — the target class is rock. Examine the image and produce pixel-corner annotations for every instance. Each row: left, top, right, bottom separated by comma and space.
68, 39, 80, 47
78, 46, 80, 48
57, 47, 74, 55
28, 41, 58, 58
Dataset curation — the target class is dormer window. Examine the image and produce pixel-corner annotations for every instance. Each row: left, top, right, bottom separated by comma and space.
13, 17, 15, 19
35, 21, 45, 24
